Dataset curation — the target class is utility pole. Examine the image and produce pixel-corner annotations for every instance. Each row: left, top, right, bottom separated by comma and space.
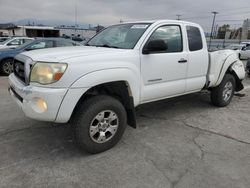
208, 11, 218, 50
176, 14, 182, 20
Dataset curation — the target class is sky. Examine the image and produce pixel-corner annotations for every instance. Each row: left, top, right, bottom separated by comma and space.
0, 0, 249, 31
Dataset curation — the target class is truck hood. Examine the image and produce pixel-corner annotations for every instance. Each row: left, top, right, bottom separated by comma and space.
21, 46, 131, 62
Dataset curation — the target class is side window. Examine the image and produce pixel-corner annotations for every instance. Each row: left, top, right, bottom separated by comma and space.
28, 41, 54, 50
56, 40, 74, 47
23, 39, 33, 43
186, 26, 203, 51
147, 25, 183, 53
29, 42, 46, 49
44, 40, 54, 48
7, 39, 21, 46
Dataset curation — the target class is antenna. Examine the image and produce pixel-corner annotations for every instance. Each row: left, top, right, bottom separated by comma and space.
176, 14, 182, 20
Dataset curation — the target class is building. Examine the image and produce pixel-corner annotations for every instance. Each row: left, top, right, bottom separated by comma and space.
242, 19, 250, 40
17, 26, 60, 37
217, 24, 230, 39
215, 19, 250, 40
0, 23, 17, 36
0, 24, 60, 37
56, 26, 96, 39
0, 23, 97, 39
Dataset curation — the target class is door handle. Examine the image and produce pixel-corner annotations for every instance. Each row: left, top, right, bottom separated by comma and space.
178, 58, 188, 63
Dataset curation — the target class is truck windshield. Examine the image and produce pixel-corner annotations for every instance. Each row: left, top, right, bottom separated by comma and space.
87, 23, 150, 49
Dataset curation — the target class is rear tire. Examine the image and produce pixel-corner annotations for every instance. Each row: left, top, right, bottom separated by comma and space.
211, 74, 236, 107
0, 59, 14, 75
72, 95, 127, 154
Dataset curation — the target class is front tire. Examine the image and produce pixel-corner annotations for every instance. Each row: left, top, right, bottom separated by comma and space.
72, 95, 127, 154
211, 74, 236, 107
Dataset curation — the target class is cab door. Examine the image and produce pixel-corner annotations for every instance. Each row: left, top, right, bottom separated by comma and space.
140, 24, 188, 103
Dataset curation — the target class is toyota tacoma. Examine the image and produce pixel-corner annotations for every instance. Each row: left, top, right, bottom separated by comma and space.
8, 20, 245, 153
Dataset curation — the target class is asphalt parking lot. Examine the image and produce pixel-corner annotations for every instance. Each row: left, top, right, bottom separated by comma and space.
0, 75, 250, 188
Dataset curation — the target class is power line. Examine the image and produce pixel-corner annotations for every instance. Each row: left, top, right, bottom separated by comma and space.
176, 8, 250, 18
218, 10, 250, 17
181, 9, 250, 20
217, 6, 250, 13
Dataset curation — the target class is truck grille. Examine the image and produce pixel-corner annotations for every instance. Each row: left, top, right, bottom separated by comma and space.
13, 59, 26, 83
13, 54, 33, 85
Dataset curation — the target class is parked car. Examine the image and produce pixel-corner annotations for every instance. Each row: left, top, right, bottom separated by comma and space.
246, 59, 250, 76
226, 44, 246, 51
241, 42, 250, 46
0, 37, 34, 49
0, 37, 10, 43
0, 38, 82, 75
71, 36, 84, 42
80, 38, 90, 45
9, 20, 245, 154
239, 45, 250, 60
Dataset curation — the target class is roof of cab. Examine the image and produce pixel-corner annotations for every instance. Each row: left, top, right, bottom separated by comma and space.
123, 19, 198, 25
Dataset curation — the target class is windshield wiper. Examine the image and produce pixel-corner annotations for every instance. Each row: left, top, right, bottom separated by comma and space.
85, 43, 119, 49
101, 44, 118, 48
95, 44, 119, 49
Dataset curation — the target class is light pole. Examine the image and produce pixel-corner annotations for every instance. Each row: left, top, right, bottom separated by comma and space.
209, 11, 218, 50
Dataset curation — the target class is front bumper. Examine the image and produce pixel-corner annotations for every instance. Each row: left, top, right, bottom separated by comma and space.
8, 74, 89, 123
8, 74, 68, 122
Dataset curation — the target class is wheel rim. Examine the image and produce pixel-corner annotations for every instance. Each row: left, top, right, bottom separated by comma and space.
89, 110, 119, 144
222, 81, 233, 101
2, 60, 13, 74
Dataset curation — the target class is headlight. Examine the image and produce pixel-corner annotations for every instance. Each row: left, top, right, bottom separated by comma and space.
30, 62, 67, 84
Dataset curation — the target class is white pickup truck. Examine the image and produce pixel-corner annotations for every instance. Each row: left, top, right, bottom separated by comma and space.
9, 20, 245, 153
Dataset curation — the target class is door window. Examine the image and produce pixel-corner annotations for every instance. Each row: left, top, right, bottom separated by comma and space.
146, 25, 183, 53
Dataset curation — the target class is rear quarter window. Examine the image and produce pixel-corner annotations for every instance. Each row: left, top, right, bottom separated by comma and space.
186, 26, 203, 51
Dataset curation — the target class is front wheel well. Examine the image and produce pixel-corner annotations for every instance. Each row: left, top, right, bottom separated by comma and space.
71, 81, 137, 128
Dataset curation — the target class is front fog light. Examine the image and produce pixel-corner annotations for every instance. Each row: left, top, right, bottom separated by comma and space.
30, 97, 48, 113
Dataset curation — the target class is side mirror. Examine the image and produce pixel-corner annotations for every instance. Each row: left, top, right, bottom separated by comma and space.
143, 40, 168, 54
